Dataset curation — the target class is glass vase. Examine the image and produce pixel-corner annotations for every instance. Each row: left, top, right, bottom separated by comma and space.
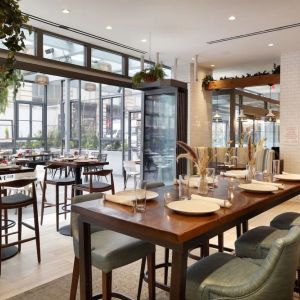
198, 174, 208, 195
246, 163, 256, 183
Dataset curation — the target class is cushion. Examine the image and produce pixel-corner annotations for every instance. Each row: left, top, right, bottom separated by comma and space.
270, 212, 300, 230
2, 193, 32, 205
73, 230, 155, 273
186, 252, 260, 300
75, 182, 111, 191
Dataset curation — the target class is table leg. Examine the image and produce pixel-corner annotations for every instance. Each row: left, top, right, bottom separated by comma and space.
74, 166, 82, 196
78, 217, 92, 300
170, 249, 188, 300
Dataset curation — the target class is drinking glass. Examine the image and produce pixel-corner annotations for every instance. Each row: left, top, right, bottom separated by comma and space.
134, 179, 147, 212
164, 192, 176, 206
272, 160, 281, 175
179, 174, 189, 200
206, 168, 215, 190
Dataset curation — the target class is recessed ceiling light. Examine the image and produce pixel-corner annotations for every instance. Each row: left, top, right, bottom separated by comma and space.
268, 43, 274, 47
228, 16, 236, 21
141, 39, 147, 43
192, 58, 195, 60
211, 64, 215, 67
62, 9, 70, 14
106, 25, 112, 30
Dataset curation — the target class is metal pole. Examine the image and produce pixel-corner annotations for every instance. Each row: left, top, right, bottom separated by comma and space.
64, 79, 71, 153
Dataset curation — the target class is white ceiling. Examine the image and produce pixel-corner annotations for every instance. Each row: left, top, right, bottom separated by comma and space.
20, 0, 300, 69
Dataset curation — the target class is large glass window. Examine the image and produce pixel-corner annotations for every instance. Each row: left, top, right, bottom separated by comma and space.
43, 34, 85, 66
91, 49, 123, 74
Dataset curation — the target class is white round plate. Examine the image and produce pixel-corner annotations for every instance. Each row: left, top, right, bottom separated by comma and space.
239, 183, 278, 193
116, 189, 158, 200
167, 200, 220, 215
274, 174, 300, 181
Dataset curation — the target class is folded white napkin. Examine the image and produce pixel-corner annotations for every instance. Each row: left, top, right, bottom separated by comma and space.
220, 170, 247, 179
176, 177, 217, 188
191, 194, 232, 208
251, 180, 284, 189
105, 194, 135, 207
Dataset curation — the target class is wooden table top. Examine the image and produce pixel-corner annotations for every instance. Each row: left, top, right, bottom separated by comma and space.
0, 167, 34, 175
73, 176, 300, 249
48, 159, 109, 168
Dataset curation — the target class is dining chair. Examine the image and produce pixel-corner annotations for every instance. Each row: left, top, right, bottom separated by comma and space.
123, 160, 140, 189
0, 178, 41, 276
73, 169, 115, 195
70, 192, 156, 300
40, 163, 76, 231
270, 212, 300, 230
234, 225, 300, 295
186, 226, 300, 300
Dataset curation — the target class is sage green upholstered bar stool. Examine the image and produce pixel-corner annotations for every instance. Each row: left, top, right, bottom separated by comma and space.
70, 192, 156, 300
234, 225, 300, 296
185, 227, 300, 300
270, 212, 300, 229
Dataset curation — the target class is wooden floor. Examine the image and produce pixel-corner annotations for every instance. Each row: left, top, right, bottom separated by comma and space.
1, 181, 300, 299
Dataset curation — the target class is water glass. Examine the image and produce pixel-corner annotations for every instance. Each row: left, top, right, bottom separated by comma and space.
206, 168, 215, 190
179, 174, 189, 200
164, 192, 176, 206
134, 180, 147, 212
272, 160, 281, 175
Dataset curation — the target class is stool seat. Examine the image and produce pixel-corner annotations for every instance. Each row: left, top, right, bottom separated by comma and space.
2, 193, 32, 205
45, 177, 76, 186
270, 212, 300, 230
74, 230, 155, 273
75, 182, 111, 191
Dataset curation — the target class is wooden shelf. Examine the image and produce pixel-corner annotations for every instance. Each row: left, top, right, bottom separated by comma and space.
206, 74, 280, 90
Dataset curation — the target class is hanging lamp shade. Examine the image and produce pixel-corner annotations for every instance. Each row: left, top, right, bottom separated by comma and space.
213, 110, 222, 122
35, 74, 49, 85
265, 109, 276, 122
238, 109, 247, 121
84, 82, 96, 91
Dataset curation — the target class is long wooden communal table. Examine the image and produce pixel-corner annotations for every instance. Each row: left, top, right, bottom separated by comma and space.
73, 176, 300, 300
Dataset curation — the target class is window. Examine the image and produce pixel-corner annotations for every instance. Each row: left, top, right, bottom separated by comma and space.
91, 49, 123, 74
43, 34, 85, 66
0, 28, 35, 55
163, 67, 172, 79
128, 58, 141, 77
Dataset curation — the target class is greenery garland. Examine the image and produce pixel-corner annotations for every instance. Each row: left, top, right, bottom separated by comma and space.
0, 0, 30, 112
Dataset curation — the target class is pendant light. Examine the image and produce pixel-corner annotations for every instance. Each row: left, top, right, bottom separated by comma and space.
84, 82, 96, 92
213, 91, 222, 122
238, 109, 247, 121
265, 84, 276, 122
35, 74, 49, 85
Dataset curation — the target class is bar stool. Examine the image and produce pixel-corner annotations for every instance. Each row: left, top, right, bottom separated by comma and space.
270, 212, 300, 230
40, 164, 76, 231
0, 178, 41, 275
70, 193, 156, 300
73, 169, 115, 195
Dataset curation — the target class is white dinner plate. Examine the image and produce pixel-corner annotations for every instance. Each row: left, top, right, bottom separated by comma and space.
167, 200, 220, 215
0, 164, 19, 170
274, 174, 300, 181
116, 189, 159, 200
239, 183, 278, 193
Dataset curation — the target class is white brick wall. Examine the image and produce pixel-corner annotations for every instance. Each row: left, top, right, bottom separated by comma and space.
188, 64, 212, 147
280, 51, 300, 172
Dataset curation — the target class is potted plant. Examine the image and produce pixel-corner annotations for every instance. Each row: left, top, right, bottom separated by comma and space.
0, 0, 30, 113
132, 64, 165, 87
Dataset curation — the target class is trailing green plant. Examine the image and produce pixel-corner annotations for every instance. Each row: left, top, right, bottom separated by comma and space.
202, 75, 214, 88
132, 64, 165, 87
0, 0, 30, 112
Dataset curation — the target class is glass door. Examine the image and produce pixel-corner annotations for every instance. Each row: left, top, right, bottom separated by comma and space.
128, 111, 141, 160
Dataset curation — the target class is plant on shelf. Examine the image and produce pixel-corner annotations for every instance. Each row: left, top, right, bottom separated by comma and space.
132, 64, 165, 87
202, 75, 214, 88
0, 0, 31, 113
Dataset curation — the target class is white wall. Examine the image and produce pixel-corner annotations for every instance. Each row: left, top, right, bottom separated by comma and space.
280, 51, 300, 172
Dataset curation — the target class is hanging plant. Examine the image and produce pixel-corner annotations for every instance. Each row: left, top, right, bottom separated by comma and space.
132, 64, 165, 87
0, 0, 30, 113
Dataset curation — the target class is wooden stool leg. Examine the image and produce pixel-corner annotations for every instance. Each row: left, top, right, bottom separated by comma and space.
137, 257, 146, 300
164, 248, 170, 285
56, 185, 59, 232
4, 209, 8, 244
40, 182, 47, 225
64, 185, 67, 220
102, 271, 112, 300
218, 233, 224, 252
202, 240, 210, 257
17, 207, 22, 252
297, 269, 300, 296
147, 252, 156, 300
70, 257, 79, 300
33, 192, 41, 263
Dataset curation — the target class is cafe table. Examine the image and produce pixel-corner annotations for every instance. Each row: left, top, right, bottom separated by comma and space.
0, 166, 35, 261
73, 176, 300, 300
48, 158, 109, 235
